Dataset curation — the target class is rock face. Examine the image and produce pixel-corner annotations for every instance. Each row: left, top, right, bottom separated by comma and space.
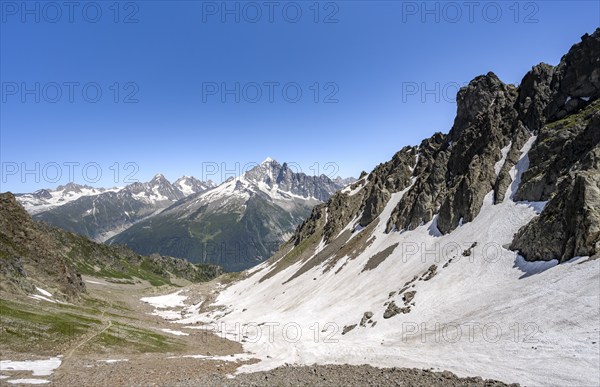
293, 145, 417, 249
387, 30, 600, 258
509, 29, 600, 262
0, 192, 222, 300
385, 70, 536, 234
516, 63, 556, 131
510, 108, 600, 261
515, 102, 600, 202
545, 31, 600, 121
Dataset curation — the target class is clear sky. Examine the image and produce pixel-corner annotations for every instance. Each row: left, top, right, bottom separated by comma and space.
1, 0, 598, 192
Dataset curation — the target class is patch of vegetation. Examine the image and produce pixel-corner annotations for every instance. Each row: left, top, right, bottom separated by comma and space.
218, 271, 246, 285
546, 99, 600, 130
86, 322, 184, 353
0, 299, 101, 353
258, 230, 321, 283
81, 296, 132, 312
282, 231, 321, 265
72, 252, 172, 286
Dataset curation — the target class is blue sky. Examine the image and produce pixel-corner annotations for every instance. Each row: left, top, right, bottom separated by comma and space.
1, 1, 598, 192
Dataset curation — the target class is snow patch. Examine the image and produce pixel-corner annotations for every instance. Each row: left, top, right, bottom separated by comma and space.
7, 379, 50, 385
0, 357, 61, 376
160, 329, 189, 336
495, 142, 512, 175
168, 354, 254, 362
506, 136, 536, 201
100, 359, 129, 364
85, 280, 105, 285
141, 290, 187, 308
35, 287, 52, 297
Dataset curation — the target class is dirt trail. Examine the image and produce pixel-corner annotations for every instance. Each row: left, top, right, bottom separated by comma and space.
62, 320, 113, 363
50, 277, 250, 386
61, 302, 113, 363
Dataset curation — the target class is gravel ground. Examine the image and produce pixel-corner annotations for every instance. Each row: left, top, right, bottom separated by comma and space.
172, 364, 520, 387
51, 361, 520, 386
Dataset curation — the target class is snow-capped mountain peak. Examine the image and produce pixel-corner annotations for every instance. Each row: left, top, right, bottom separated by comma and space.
16, 183, 114, 215
16, 174, 216, 238
150, 173, 169, 183
174, 176, 215, 196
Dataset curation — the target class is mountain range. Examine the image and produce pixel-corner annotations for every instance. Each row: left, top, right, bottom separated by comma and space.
16, 175, 215, 242
16, 161, 352, 271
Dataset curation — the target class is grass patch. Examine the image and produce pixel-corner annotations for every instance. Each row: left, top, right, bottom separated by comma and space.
546, 99, 600, 130
0, 299, 101, 353
86, 322, 184, 353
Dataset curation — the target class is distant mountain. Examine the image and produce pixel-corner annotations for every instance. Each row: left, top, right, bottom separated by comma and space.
16, 183, 118, 215
17, 175, 214, 242
107, 159, 346, 272
0, 192, 221, 300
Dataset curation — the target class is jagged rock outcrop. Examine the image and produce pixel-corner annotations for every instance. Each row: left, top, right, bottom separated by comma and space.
516, 101, 600, 201
516, 63, 555, 131
545, 30, 600, 121
387, 133, 449, 231
385, 72, 528, 234
436, 73, 520, 233
292, 146, 417, 247
510, 110, 600, 261
280, 29, 600, 271
359, 147, 417, 227
511, 165, 600, 262
388, 30, 600, 240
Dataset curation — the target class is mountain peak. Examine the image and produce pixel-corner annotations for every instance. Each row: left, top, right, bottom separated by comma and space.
174, 175, 214, 196
56, 182, 86, 193
262, 157, 275, 164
